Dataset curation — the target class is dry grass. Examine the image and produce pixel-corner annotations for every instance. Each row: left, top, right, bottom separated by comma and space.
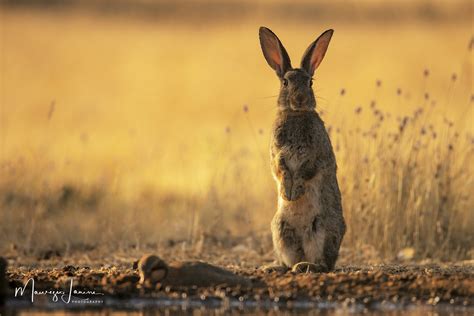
0, 9, 473, 262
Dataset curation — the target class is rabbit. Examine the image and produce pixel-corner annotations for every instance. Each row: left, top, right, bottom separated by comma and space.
259, 27, 346, 273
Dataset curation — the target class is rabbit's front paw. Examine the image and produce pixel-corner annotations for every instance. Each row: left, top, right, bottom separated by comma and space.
281, 175, 293, 201
290, 181, 305, 201
281, 178, 305, 201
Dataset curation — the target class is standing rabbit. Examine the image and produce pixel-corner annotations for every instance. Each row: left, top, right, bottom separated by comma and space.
259, 27, 346, 273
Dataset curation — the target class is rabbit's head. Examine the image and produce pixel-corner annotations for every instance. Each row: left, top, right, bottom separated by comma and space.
259, 27, 333, 112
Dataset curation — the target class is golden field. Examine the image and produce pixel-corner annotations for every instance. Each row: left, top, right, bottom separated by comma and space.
0, 6, 473, 261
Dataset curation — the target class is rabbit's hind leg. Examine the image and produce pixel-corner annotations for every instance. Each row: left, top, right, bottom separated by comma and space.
272, 216, 305, 267
322, 223, 345, 271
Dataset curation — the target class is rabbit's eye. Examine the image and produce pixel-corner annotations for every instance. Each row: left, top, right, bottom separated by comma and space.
282, 79, 288, 87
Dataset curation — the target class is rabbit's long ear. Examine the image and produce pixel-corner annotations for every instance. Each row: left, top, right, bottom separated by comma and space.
259, 27, 292, 77
301, 29, 333, 76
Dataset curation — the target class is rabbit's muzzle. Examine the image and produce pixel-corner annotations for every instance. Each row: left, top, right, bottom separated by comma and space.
289, 90, 310, 110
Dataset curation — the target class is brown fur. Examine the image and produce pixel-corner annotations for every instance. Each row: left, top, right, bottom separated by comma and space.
259, 27, 346, 272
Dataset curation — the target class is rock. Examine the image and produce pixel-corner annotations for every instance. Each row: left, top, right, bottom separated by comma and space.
137, 254, 251, 288
397, 248, 415, 261
137, 254, 168, 287
164, 261, 251, 287
0, 257, 7, 307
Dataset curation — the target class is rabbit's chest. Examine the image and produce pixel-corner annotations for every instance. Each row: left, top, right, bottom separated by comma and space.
275, 121, 314, 146
285, 152, 302, 174
274, 119, 315, 171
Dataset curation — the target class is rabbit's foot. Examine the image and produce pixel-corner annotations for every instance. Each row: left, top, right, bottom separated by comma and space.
291, 262, 328, 273
261, 263, 289, 274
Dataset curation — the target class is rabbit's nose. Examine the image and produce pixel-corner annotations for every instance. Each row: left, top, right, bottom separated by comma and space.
292, 94, 306, 105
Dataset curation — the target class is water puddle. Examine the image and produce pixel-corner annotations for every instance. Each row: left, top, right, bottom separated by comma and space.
6, 297, 473, 315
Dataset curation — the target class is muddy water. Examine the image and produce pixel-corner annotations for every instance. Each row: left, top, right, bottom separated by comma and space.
6, 298, 474, 315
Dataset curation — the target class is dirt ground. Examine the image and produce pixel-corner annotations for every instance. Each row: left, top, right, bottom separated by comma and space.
2, 235, 473, 313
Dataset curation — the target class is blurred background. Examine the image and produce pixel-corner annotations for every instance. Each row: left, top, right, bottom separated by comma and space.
0, 0, 472, 262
